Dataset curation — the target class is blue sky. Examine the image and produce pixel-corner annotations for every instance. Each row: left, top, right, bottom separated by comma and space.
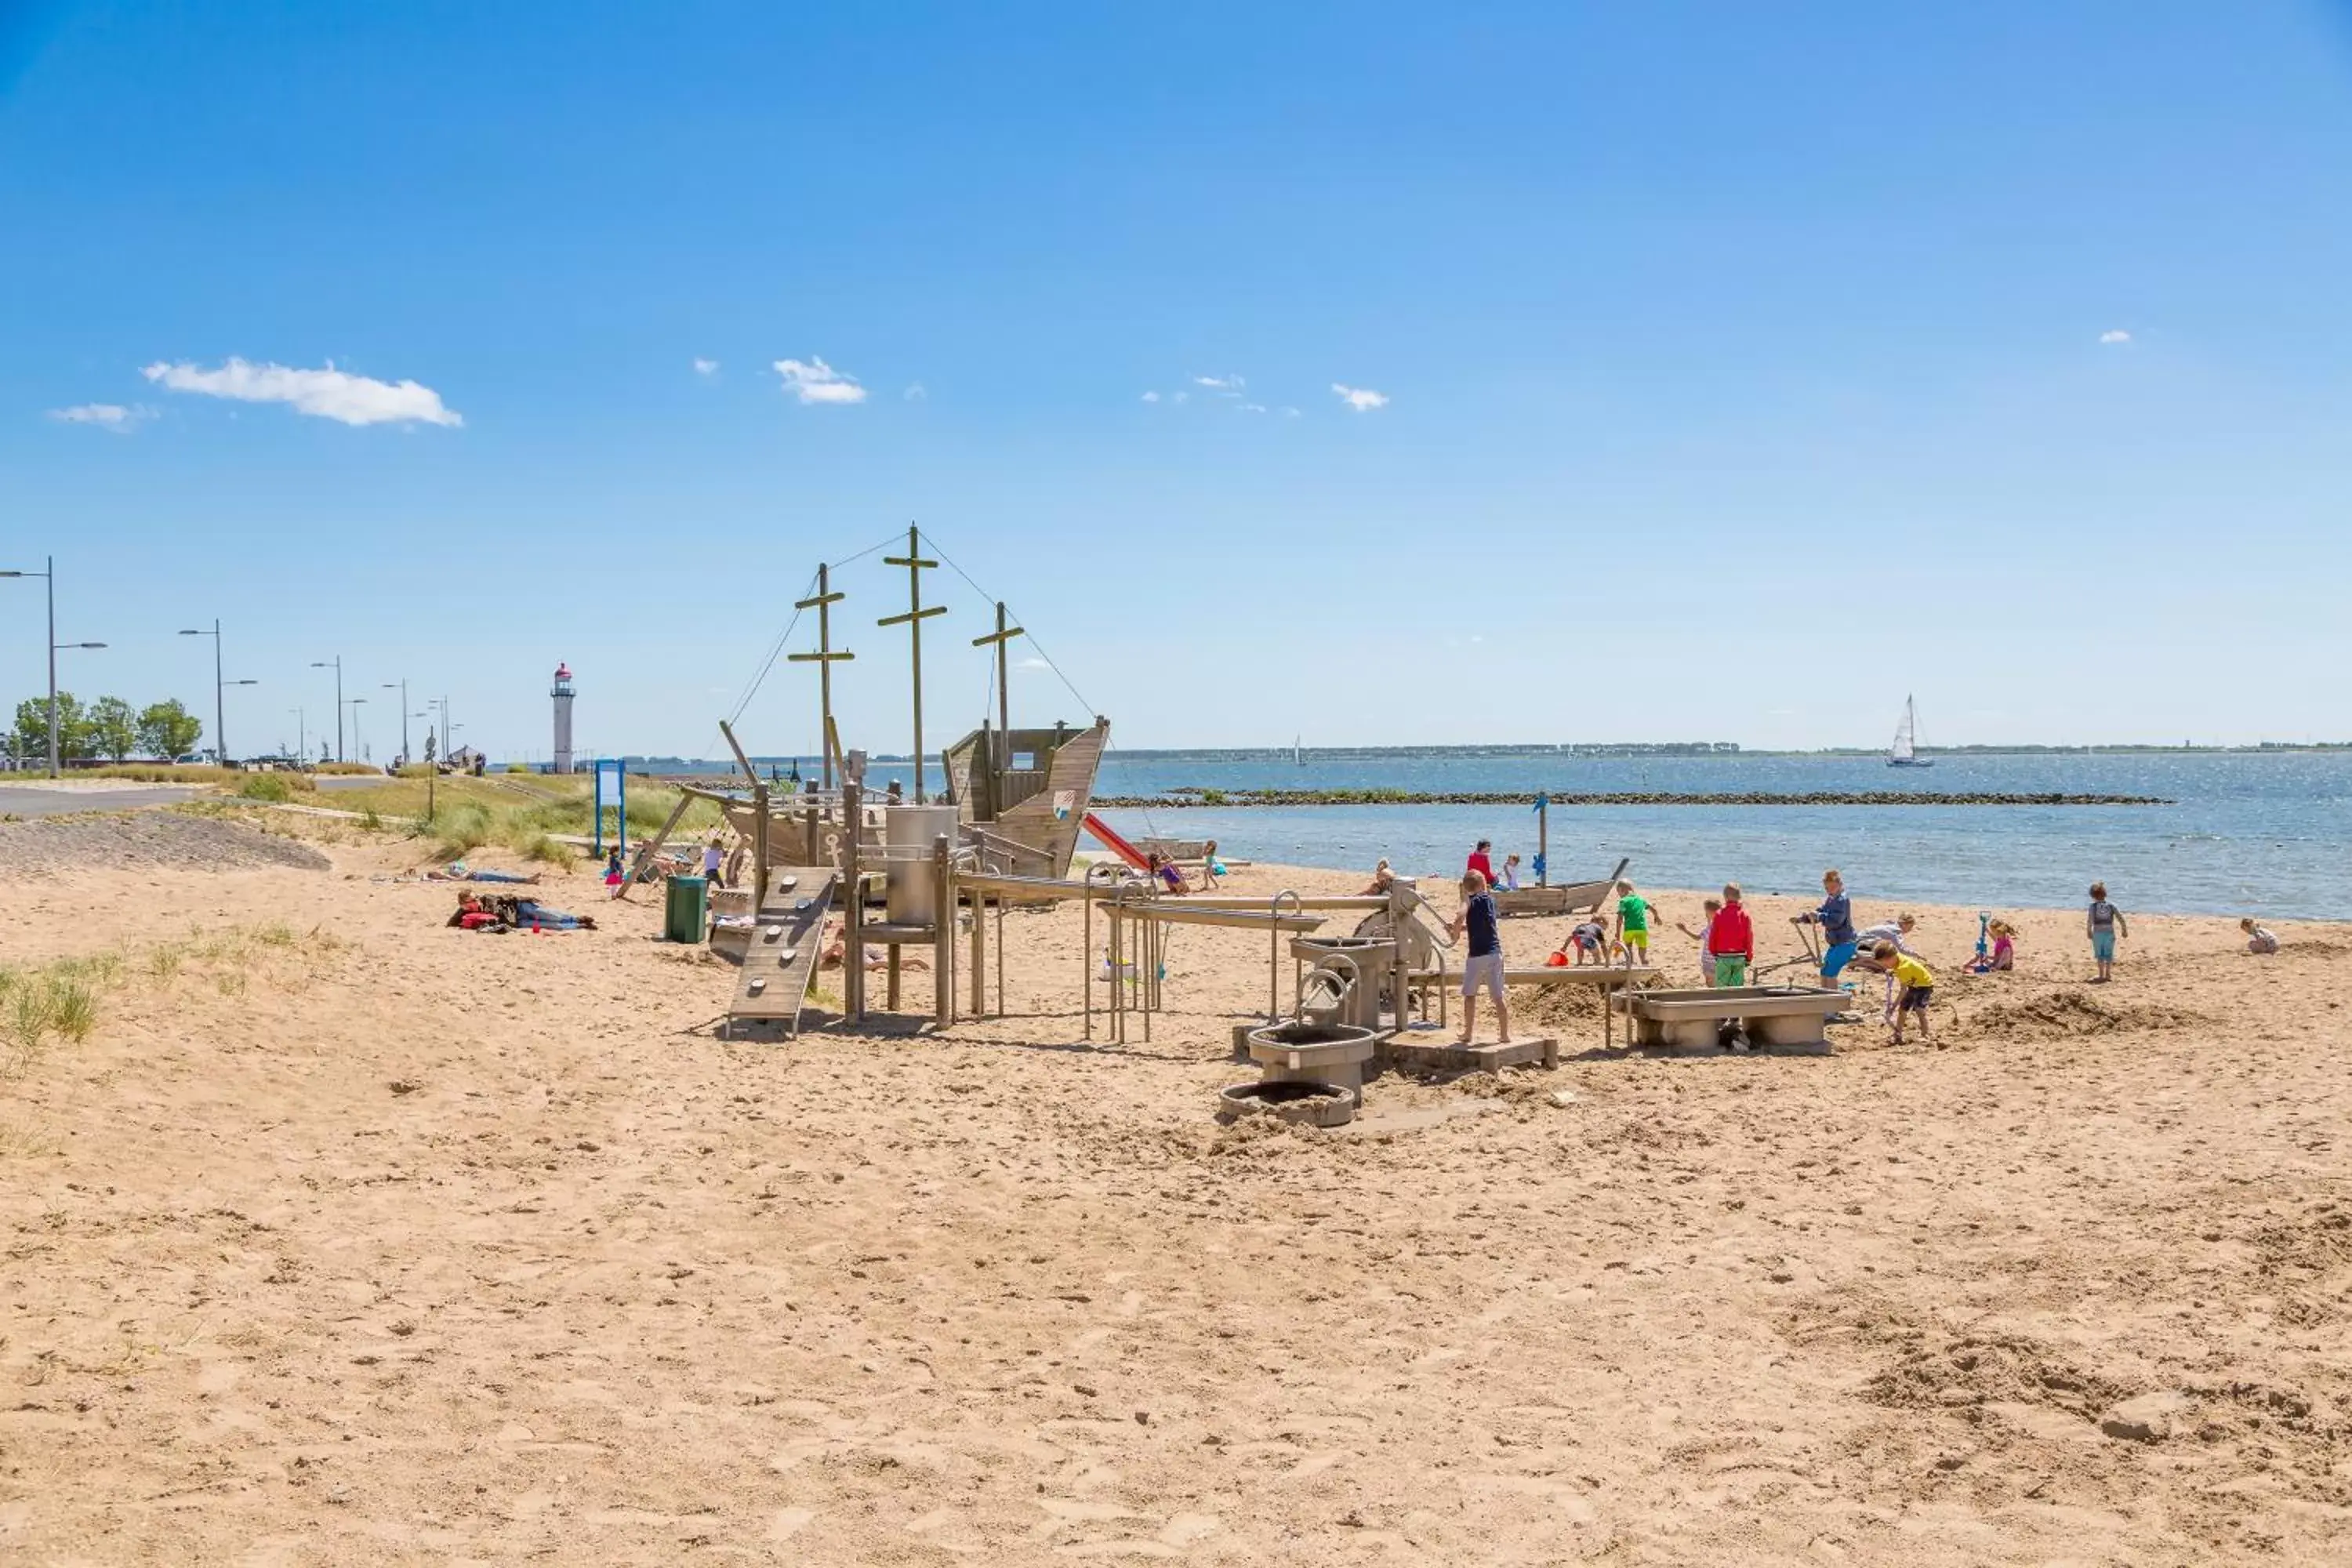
5, 2, 2350, 760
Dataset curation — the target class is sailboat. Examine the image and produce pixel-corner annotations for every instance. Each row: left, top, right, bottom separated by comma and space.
1294, 734, 1304, 767
1887, 695, 1934, 768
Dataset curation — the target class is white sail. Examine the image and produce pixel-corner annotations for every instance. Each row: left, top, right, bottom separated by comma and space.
1887, 695, 1932, 767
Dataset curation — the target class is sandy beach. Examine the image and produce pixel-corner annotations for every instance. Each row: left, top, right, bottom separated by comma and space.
3, 806, 2349, 1564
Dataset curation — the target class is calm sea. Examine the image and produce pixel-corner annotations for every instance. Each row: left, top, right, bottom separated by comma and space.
666, 750, 2351, 921
1091, 750, 2351, 922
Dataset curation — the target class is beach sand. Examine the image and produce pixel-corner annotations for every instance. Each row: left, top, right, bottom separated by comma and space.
3, 808, 2349, 1563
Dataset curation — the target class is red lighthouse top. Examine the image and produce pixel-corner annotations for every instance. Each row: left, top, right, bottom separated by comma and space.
554, 662, 572, 681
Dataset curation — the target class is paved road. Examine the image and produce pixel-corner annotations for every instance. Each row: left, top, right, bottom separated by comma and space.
0, 786, 203, 818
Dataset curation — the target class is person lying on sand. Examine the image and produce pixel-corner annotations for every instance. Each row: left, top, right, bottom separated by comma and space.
1361, 859, 1394, 896
818, 923, 930, 971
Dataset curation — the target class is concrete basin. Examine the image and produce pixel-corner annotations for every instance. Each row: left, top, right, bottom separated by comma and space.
1244, 1019, 1378, 1094
1613, 985, 1847, 1050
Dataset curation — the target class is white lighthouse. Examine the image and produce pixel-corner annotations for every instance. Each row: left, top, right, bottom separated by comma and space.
551, 662, 575, 774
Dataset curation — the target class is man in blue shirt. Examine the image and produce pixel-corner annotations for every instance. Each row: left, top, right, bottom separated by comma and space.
1795, 867, 1860, 981
1450, 870, 1512, 1045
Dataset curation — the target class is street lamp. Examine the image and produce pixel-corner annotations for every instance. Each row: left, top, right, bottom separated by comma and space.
310, 656, 343, 762
0, 556, 94, 779
177, 619, 258, 764
347, 695, 369, 764
382, 681, 411, 768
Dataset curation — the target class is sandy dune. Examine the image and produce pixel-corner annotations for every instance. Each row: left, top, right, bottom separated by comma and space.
2, 813, 2348, 1563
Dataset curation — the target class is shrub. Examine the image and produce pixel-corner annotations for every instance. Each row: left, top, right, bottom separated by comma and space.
430, 804, 495, 861
521, 833, 575, 866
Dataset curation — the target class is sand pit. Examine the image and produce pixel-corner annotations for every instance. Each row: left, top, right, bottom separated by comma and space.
2, 809, 2350, 1563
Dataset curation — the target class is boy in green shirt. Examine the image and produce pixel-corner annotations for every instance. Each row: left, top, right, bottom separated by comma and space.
1612, 879, 1652, 967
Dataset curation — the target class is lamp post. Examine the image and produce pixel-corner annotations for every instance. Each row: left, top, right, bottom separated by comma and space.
383, 681, 410, 768
347, 695, 369, 764
0, 556, 76, 778
177, 619, 256, 764
310, 656, 343, 761
289, 707, 304, 764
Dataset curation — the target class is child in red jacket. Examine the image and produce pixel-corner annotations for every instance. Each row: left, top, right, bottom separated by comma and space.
1706, 883, 1755, 985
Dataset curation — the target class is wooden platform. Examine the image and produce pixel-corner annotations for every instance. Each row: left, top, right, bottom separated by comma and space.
724, 869, 837, 1037
1381, 1034, 1560, 1073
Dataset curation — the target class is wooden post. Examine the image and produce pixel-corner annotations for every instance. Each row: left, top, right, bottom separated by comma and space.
970, 887, 988, 1018
842, 780, 865, 1022
932, 841, 953, 1017
878, 525, 946, 803
1537, 795, 1549, 887
789, 564, 854, 793
971, 602, 1025, 818
718, 720, 767, 909
1083, 881, 1094, 1040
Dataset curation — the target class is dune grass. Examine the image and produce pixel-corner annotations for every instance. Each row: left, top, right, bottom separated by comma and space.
313, 774, 724, 858
235, 772, 320, 803
69, 764, 243, 783
2, 921, 343, 1084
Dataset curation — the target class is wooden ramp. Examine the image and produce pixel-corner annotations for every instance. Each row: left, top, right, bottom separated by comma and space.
724, 869, 837, 1040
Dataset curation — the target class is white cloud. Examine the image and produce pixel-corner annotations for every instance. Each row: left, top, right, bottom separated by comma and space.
1239, 402, 1267, 414
692, 357, 720, 376
140, 358, 462, 426
141, 358, 459, 426
1140, 390, 1160, 403
1193, 374, 1244, 392
902, 382, 927, 401
1013, 655, 1051, 673
1332, 383, 1389, 412
48, 402, 152, 431
773, 356, 867, 405
1280, 406, 1301, 418
2099, 329, 2132, 345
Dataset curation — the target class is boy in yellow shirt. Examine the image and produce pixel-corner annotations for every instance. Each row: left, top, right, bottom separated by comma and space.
1866, 938, 1935, 1045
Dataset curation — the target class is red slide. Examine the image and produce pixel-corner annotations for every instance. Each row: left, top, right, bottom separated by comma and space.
1083, 812, 1151, 871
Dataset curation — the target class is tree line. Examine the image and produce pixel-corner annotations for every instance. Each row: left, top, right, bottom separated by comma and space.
5, 693, 206, 764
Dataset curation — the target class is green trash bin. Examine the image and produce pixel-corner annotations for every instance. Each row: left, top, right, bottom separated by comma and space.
664, 874, 710, 944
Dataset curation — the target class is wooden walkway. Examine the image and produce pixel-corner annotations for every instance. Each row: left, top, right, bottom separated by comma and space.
724, 869, 837, 1039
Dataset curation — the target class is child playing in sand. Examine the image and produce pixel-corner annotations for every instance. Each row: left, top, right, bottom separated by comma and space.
1448, 870, 1511, 1046
1793, 868, 1860, 980
1200, 840, 1226, 891
1865, 939, 1935, 1044
1567, 916, 1609, 966
1676, 897, 1723, 984
1613, 880, 1653, 967
1706, 885, 1754, 985
1500, 853, 1523, 891
1965, 920, 2016, 975
2241, 917, 2279, 955
2086, 883, 2127, 982
1147, 852, 1191, 895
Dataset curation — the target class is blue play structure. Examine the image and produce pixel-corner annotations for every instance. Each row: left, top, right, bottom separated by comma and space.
591, 757, 627, 856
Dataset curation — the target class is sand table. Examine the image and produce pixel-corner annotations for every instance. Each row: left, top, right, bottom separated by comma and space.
1, 811, 2348, 1562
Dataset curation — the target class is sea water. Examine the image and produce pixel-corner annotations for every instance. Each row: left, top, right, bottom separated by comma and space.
1087, 750, 2352, 921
